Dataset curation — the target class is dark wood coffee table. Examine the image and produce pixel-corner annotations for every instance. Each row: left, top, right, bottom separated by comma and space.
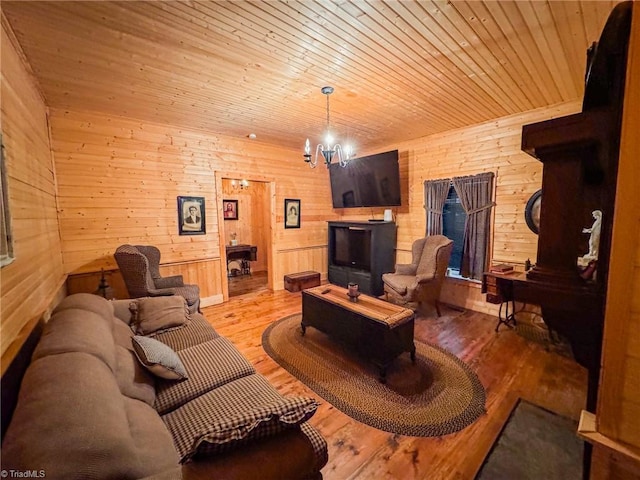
301, 284, 415, 382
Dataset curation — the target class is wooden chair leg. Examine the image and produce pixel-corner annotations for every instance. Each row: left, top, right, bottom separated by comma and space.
435, 301, 442, 317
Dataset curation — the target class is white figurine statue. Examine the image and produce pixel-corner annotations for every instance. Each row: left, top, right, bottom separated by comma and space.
581, 210, 602, 261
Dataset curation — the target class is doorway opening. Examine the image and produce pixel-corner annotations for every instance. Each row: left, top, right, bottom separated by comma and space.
217, 176, 274, 299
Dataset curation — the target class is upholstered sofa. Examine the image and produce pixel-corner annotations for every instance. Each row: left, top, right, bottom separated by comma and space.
1, 293, 328, 479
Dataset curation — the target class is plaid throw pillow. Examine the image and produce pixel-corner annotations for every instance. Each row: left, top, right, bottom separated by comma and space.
132, 335, 188, 380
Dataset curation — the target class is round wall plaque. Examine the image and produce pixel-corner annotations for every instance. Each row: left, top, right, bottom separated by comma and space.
524, 189, 542, 235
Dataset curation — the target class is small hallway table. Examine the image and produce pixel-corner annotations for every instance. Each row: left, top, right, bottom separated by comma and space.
225, 244, 257, 277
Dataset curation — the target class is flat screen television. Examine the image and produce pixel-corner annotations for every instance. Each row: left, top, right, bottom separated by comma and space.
330, 226, 372, 271
329, 150, 401, 208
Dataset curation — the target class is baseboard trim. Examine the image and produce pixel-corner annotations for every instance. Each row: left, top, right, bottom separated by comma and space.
201, 294, 223, 308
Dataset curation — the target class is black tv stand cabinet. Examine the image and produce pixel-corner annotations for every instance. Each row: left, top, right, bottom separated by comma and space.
327, 221, 397, 297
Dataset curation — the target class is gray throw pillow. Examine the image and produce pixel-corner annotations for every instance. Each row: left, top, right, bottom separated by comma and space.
132, 335, 188, 380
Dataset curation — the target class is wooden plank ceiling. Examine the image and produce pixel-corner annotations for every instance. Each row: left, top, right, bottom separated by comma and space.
2, 1, 618, 154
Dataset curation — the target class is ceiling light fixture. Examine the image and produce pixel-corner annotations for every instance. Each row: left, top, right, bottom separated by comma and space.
304, 86, 353, 168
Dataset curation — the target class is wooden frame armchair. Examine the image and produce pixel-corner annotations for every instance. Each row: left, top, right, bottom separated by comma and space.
114, 244, 201, 313
382, 235, 454, 316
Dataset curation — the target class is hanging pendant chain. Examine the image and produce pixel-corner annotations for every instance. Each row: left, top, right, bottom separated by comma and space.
326, 94, 331, 131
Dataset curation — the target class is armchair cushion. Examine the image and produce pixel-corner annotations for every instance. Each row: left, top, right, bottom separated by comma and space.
394, 263, 417, 275
381, 274, 413, 296
130, 296, 191, 336
154, 275, 185, 289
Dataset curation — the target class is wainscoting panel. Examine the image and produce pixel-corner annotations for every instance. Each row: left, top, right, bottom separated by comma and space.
66, 258, 223, 304
274, 245, 327, 291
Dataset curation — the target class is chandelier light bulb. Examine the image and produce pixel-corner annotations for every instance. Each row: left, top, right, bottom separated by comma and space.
344, 145, 353, 159
325, 132, 334, 146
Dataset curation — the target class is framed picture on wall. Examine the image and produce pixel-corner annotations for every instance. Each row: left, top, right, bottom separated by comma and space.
284, 199, 300, 229
223, 199, 238, 220
178, 196, 206, 235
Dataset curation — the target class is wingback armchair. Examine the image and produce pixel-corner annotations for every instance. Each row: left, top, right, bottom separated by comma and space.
114, 244, 201, 313
382, 235, 454, 316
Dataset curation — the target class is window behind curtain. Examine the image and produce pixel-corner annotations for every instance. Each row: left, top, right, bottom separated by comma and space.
430, 172, 494, 280
442, 186, 465, 274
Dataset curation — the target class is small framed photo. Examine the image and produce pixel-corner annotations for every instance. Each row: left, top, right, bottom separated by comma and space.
223, 199, 238, 220
284, 199, 301, 229
178, 196, 206, 235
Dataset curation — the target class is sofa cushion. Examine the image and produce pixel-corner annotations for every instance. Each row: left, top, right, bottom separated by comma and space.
152, 313, 220, 351
162, 374, 319, 462
138, 468, 183, 480
53, 292, 114, 321
154, 337, 255, 415
123, 397, 181, 471
130, 296, 190, 336
32, 307, 117, 372
132, 336, 188, 380
181, 424, 326, 479
115, 345, 156, 405
2, 352, 174, 479
113, 316, 135, 349
300, 422, 330, 471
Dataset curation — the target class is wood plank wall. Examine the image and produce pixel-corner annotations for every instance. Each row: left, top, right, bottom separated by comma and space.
0, 18, 66, 363
332, 101, 582, 314
53, 101, 583, 312
413, 101, 583, 313
51, 109, 335, 300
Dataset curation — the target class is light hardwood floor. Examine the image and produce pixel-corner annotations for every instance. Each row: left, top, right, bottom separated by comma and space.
201, 284, 588, 480
228, 270, 269, 297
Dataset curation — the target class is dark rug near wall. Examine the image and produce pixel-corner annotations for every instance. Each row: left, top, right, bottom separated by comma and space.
476, 399, 583, 480
262, 313, 486, 437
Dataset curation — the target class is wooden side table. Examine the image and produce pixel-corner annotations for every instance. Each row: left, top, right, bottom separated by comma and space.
481, 272, 525, 332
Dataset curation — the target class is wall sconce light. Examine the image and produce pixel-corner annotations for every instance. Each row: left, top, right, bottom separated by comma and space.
231, 179, 250, 190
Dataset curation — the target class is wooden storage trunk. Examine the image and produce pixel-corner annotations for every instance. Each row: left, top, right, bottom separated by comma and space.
284, 271, 321, 292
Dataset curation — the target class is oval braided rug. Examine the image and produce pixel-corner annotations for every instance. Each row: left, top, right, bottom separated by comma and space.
262, 314, 486, 437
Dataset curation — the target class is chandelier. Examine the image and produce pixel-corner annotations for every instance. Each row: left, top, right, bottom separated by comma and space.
231, 179, 249, 190
303, 86, 353, 168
